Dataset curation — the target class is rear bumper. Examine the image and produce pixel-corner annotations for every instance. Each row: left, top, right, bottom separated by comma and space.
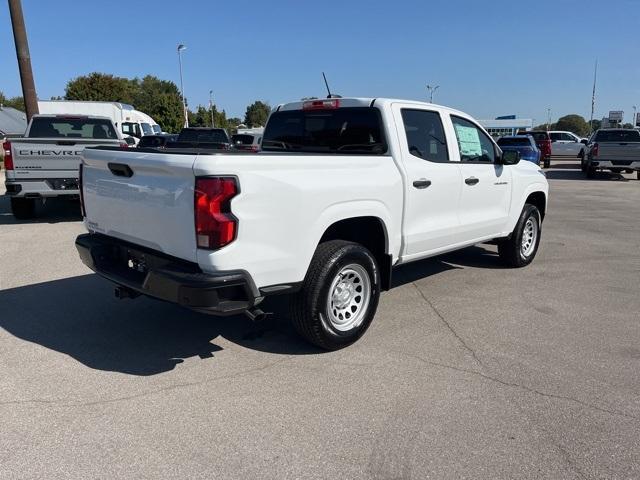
75, 233, 260, 315
588, 160, 640, 170
5, 178, 79, 197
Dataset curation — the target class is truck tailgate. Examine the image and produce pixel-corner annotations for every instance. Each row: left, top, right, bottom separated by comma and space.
598, 143, 640, 160
82, 148, 199, 262
12, 138, 121, 177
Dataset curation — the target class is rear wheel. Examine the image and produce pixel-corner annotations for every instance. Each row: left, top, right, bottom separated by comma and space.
637, 170, 640, 180
586, 165, 597, 179
544, 158, 551, 168
498, 204, 541, 268
10, 197, 37, 219
290, 240, 380, 350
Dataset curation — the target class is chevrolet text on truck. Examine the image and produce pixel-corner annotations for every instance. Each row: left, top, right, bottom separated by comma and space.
4, 114, 126, 218
75, 98, 548, 350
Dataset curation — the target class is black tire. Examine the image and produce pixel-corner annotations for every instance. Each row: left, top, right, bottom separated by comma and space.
637, 170, 640, 181
580, 158, 587, 172
498, 204, 542, 268
544, 158, 551, 168
289, 240, 381, 350
586, 165, 596, 179
10, 197, 36, 219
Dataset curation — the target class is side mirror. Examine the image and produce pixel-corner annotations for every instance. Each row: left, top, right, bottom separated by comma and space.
580, 139, 588, 145
124, 136, 136, 146
500, 150, 520, 165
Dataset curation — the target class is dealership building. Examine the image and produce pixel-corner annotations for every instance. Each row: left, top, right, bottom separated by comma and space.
477, 115, 533, 137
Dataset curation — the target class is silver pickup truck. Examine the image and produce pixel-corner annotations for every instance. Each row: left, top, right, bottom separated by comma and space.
3, 114, 125, 218
582, 129, 640, 179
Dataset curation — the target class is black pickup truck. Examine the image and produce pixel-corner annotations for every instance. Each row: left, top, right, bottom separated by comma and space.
166, 127, 231, 150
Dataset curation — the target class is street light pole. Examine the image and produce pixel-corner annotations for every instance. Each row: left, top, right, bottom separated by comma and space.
546, 108, 551, 131
632, 106, 637, 128
8, 0, 39, 121
209, 90, 214, 128
426, 84, 440, 103
177, 44, 188, 128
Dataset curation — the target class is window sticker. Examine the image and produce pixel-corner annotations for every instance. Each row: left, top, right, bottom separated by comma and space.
454, 124, 482, 157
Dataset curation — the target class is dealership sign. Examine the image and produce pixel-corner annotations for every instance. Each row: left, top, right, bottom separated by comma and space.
609, 110, 624, 121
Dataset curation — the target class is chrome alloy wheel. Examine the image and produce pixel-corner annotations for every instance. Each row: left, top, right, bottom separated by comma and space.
521, 216, 538, 258
326, 264, 371, 332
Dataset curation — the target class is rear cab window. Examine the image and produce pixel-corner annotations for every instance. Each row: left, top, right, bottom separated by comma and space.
29, 117, 118, 139
497, 137, 532, 147
594, 130, 640, 142
400, 109, 449, 162
231, 134, 255, 145
262, 106, 387, 154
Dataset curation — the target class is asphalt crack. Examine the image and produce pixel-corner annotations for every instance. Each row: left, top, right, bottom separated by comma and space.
398, 351, 639, 422
412, 282, 484, 368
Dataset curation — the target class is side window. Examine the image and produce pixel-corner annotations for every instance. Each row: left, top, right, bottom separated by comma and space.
400, 109, 449, 162
562, 132, 576, 141
451, 115, 496, 163
549, 132, 561, 141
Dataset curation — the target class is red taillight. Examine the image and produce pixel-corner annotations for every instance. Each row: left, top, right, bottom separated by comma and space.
3, 141, 13, 170
119, 142, 129, 149
302, 99, 340, 110
78, 163, 86, 217
194, 177, 238, 249
249, 145, 259, 153
592, 143, 599, 157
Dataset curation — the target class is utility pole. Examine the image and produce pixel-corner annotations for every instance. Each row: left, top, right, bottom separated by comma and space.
177, 44, 188, 128
8, 0, 38, 120
632, 105, 637, 128
589, 59, 598, 132
426, 84, 439, 103
209, 90, 214, 128
546, 108, 551, 131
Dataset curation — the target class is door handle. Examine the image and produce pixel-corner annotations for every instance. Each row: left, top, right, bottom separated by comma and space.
465, 177, 479, 186
108, 162, 134, 178
413, 178, 432, 189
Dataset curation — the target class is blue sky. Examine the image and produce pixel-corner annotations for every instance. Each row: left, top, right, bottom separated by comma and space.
1, 0, 638, 124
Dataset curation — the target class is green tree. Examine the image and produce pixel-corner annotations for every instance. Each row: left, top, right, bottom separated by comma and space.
554, 114, 590, 137
132, 75, 184, 133
0, 92, 26, 111
244, 101, 270, 127
588, 119, 601, 132
65, 72, 137, 103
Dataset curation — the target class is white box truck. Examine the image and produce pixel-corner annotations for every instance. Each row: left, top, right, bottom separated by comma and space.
37, 100, 161, 145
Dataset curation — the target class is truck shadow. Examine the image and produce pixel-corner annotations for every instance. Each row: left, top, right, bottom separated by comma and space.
545, 170, 629, 181
0, 194, 82, 225
0, 246, 503, 376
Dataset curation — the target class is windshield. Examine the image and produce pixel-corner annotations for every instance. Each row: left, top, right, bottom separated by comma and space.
141, 123, 153, 135
178, 129, 229, 143
498, 137, 531, 146
594, 130, 640, 142
121, 122, 141, 138
152, 124, 162, 134
262, 107, 387, 154
29, 117, 118, 139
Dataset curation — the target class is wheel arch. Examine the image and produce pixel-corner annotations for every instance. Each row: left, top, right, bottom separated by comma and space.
318, 216, 393, 291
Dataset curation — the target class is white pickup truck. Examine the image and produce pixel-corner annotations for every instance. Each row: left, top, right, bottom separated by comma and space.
4, 114, 126, 218
75, 98, 548, 350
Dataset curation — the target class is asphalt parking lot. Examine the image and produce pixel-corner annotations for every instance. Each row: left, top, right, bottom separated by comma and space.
1, 161, 639, 479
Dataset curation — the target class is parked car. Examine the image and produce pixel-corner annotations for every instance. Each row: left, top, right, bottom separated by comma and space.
582, 129, 640, 179
548, 130, 586, 157
231, 133, 261, 152
76, 97, 548, 350
518, 130, 552, 168
137, 134, 178, 149
3, 114, 126, 219
497, 135, 541, 165
167, 127, 231, 149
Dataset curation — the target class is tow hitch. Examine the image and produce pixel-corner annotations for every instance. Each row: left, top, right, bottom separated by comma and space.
114, 285, 141, 300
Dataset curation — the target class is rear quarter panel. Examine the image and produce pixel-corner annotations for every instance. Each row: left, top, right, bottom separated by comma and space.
193, 153, 403, 288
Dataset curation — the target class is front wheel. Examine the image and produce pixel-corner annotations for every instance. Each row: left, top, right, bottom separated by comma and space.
498, 204, 542, 268
544, 158, 551, 169
289, 240, 380, 350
